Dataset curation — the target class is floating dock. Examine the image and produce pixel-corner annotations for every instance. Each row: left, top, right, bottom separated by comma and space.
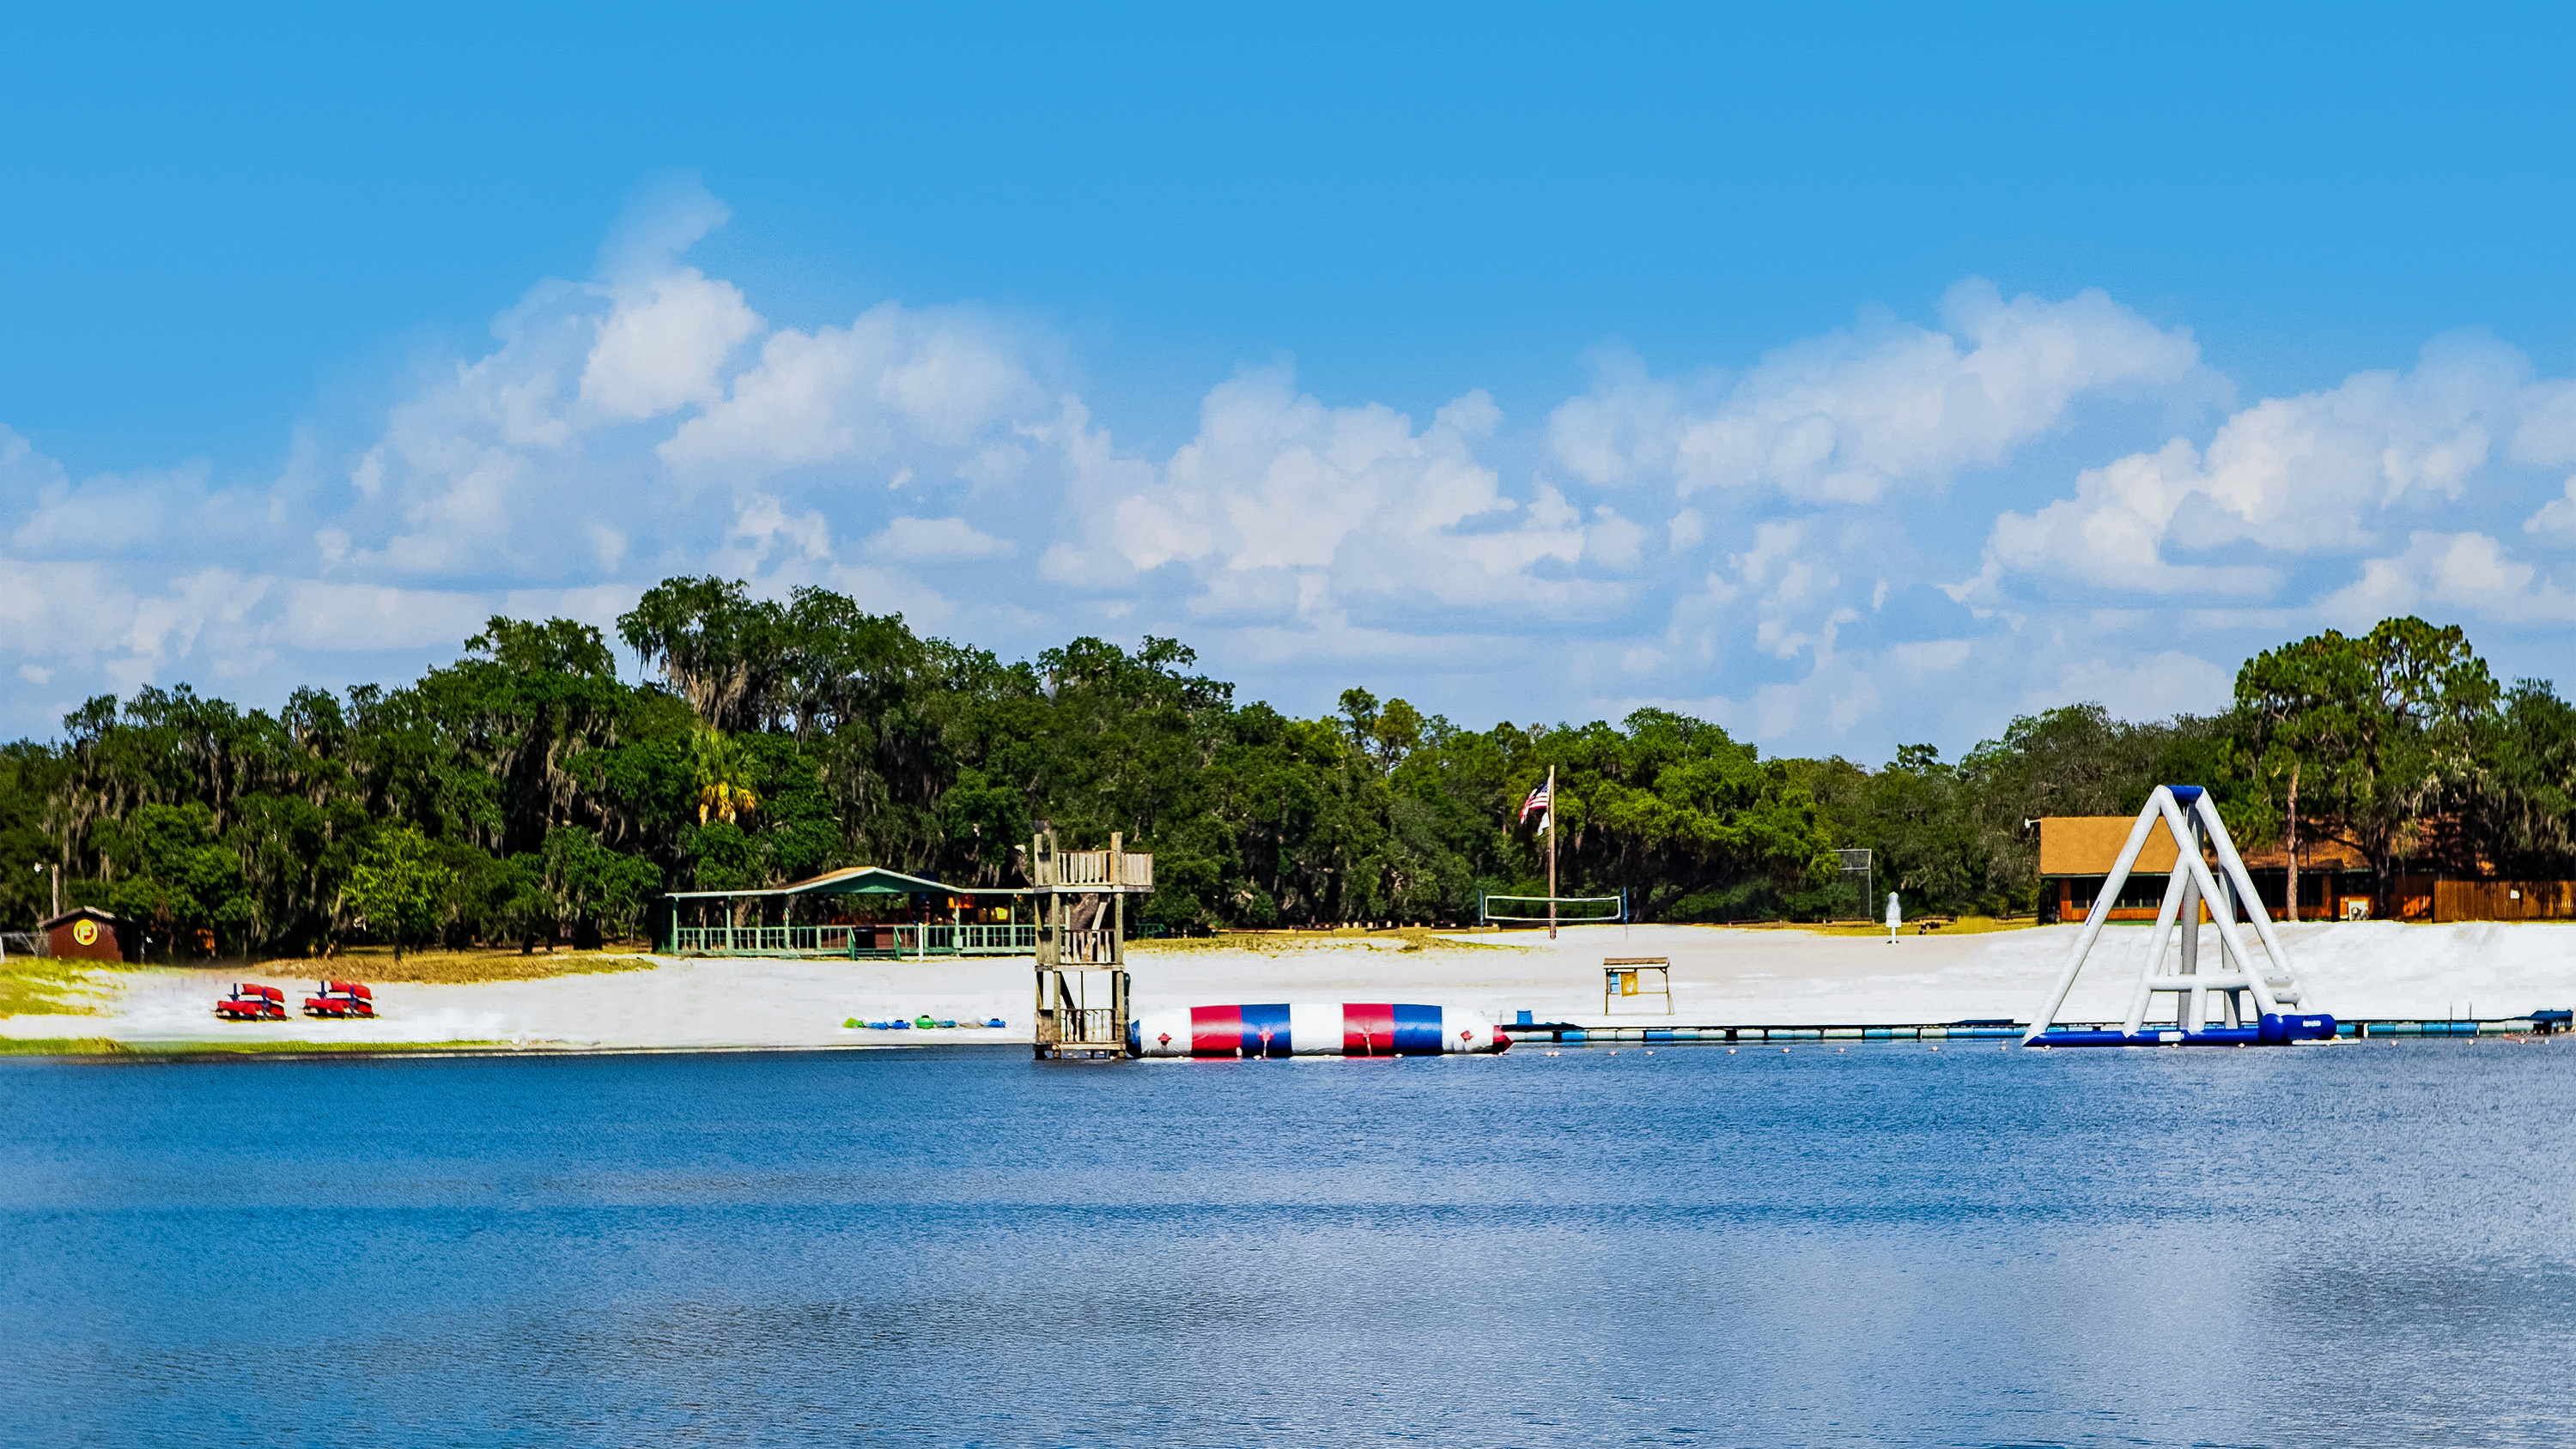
1520, 1019, 2020, 1044
1513, 1014, 2568, 1046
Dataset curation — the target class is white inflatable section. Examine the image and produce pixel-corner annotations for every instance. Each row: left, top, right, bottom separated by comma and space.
1288, 1002, 1341, 1052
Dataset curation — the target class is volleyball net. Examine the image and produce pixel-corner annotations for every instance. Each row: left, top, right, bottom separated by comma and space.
1479, 892, 1627, 926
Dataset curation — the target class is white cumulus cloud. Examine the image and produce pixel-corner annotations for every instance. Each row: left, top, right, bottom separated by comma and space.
1060, 370, 1627, 625
578, 270, 762, 420
2318, 531, 2576, 627
663, 304, 1050, 476
1550, 280, 2204, 503
21, 189, 2576, 766
1963, 333, 2573, 605
872, 516, 1016, 561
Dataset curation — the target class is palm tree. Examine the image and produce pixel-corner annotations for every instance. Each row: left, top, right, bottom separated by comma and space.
690, 726, 760, 826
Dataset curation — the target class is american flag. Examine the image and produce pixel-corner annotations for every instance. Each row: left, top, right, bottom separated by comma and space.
1518, 780, 1552, 825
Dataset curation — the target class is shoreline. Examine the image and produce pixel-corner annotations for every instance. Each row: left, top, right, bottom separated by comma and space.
7, 920, 2573, 1055
6, 1030, 2561, 1066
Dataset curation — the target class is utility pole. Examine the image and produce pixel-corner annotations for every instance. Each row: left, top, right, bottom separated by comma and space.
1546, 765, 1558, 942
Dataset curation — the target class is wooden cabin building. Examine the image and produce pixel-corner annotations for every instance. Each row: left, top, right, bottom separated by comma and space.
2037, 815, 2372, 923
39, 906, 137, 962
2039, 814, 2576, 923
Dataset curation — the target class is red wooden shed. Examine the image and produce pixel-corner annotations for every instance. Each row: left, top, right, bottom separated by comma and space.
40, 907, 133, 963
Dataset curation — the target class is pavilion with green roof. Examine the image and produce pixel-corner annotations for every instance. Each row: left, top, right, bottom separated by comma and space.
662, 866, 1034, 958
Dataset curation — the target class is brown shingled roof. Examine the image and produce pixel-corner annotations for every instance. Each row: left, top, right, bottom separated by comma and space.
2038, 815, 2366, 876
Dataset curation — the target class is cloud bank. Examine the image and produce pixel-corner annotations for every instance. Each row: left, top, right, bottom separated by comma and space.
10, 184, 2576, 758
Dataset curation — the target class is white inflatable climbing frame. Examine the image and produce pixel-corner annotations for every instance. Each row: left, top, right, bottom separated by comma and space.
2023, 785, 2325, 1046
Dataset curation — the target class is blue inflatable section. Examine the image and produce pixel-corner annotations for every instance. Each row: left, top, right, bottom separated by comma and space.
1242, 1002, 1293, 1057
2035, 1013, 2336, 1048
1391, 1003, 1445, 1054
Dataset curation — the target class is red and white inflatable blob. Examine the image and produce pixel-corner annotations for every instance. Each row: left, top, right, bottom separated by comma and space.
1127, 1003, 1510, 1058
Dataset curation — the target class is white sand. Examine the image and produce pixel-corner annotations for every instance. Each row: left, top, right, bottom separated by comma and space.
7, 920, 2572, 1049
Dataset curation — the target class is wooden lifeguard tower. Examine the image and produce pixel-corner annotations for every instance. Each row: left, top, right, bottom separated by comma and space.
1602, 956, 1674, 1015
1030, 828, 1153, 1059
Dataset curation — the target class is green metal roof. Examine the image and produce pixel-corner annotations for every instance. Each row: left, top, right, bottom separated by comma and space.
662, 866, 1029, 900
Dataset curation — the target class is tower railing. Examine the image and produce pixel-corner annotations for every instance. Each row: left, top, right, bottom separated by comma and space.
1036, 851, 1154, 890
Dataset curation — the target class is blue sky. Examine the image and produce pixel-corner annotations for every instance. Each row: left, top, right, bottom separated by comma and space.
6, 4, 2576, 758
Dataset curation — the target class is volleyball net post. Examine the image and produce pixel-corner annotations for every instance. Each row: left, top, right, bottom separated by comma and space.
1835, 848, 1873, 923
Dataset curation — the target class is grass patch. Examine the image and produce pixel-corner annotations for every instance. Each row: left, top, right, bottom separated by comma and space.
0, 959, 115, 1016
128, 1039, 511, 1056
0, 1036, 132, 1055
1, 1037, 510, 1058
1756, 915, 2042, 937
244, 948, 660, 985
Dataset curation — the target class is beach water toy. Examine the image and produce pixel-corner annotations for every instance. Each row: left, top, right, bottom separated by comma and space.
2024, 784, 2328, 1047
986, 1018, 1005, 1028
914, 1015, 936, 1029
1127, 1002, 1510, 1058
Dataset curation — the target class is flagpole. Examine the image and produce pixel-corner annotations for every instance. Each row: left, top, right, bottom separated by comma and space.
1546, 765, 1558, 942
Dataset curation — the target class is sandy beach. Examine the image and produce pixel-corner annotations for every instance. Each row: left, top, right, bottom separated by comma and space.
7, 919, 2573, 1050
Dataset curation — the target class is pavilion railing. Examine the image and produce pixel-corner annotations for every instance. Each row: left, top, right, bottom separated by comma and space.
889, 923, 1042, 955
667, 924, 1038, 956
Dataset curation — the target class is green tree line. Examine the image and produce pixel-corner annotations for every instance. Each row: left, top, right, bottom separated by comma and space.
5, 578, 2572, 957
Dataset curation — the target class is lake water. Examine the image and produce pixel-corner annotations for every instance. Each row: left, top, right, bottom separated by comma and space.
3, 1040, 2571, 1446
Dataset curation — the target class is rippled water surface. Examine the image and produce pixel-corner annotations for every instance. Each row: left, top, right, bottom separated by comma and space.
3, 1039, 2572, 1446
